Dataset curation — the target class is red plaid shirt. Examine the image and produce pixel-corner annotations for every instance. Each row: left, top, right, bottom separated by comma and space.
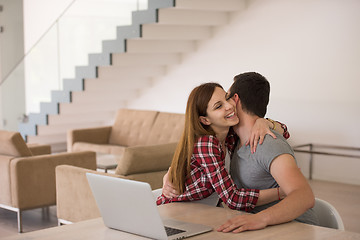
279, 121, 290, 139
156, 129, 259, 212
156, 122, 290, 212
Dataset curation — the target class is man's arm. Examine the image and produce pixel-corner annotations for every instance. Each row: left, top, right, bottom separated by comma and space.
217, 154, 314, 233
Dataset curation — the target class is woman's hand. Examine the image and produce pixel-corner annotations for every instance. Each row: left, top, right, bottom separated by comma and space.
246, 118, 276, 153
279, 186, 286, 200
162, 170, 179, 198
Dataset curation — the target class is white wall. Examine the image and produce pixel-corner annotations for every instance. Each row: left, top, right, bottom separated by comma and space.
128, 0, 360, 185
23, 0, 73, 52
0, 0, 25, 131
0, 25, 2, 129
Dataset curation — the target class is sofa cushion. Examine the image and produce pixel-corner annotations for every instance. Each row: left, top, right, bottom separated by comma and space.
115, 142, 177, 176
0, 130, 32, 157
108, 109, 158, 147
67, 126, 112, 152
125, 170, 169, 190
145, 112, 185, 145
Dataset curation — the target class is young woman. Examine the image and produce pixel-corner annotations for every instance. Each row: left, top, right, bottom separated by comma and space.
156, 83, 288, 211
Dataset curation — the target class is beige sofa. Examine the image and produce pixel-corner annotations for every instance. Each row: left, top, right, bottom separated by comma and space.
0, 130, 96, 232
57, 109, 184, 224
67, 108, 184, 154
67, 108, 184, 188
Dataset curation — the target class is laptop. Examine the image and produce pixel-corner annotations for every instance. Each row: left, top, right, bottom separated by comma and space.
86, 173, 212, 240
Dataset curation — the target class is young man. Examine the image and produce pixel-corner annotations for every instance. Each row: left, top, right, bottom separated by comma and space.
217, 72, 318, 233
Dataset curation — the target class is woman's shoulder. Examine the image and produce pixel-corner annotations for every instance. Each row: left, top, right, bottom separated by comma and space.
196, 135, 220, 145
194, 135, 221, 154
193, 135, 222, 159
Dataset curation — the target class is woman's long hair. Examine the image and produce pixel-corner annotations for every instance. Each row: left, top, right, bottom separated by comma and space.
169, 83, 223, 193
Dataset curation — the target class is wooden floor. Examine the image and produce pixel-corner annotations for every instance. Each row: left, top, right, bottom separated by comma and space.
309, 180, 360, 233
0, 180, 359, 238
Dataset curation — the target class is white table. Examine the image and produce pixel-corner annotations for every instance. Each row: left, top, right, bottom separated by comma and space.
95, 153, 118, 173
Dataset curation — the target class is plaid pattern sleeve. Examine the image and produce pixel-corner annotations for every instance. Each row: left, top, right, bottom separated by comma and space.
276, 121, 290, 139
156, 135, 259, 212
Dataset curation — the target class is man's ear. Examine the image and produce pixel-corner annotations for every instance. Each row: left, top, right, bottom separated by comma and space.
199, 116, 211, 126
233, 93, 239, 104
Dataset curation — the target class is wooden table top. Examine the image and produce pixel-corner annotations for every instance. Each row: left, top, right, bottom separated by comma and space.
4, 202, 360, 240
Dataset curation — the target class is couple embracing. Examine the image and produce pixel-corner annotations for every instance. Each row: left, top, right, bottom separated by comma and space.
156, 72, 318, 233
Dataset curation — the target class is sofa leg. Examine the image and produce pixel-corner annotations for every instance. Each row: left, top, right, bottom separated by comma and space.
0, 204, 23, 233
17, 210, 23, 233
58, 218, 73, 226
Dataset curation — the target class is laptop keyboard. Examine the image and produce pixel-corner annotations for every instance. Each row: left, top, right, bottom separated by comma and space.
165, 226, 186, 236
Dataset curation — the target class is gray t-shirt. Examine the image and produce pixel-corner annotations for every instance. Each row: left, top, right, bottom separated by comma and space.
230, 131, 319, 225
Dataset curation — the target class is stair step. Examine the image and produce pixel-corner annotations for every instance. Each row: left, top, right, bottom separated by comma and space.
37, 121, 106, 135
158, 9, 229, 26
59, 102, 126, 114
27, 133, 66, 145
175, 0, 245, 11
141, 24, 212, 40
84, 78, 152, 91
97, 65, 166, 79
22, 1, 240, 151
112, 52, 181, 66
71, 90, 136, 103
126, 39, 196, 53
48, 111, 116, 125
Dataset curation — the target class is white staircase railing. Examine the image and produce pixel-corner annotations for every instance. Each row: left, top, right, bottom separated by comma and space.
0, 0, 150, 134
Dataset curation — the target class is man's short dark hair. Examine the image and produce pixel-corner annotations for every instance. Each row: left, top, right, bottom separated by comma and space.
228, 72, 270, 117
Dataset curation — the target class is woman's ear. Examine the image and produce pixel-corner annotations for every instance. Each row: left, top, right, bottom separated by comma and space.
199, 116, 211, 126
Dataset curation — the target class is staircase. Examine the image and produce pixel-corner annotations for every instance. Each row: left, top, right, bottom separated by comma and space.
19, 0, 245, 152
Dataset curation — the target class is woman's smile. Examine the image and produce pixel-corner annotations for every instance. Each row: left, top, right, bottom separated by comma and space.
225, 111, 236, 119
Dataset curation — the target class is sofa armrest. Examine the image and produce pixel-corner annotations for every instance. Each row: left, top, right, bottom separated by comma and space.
10, 151, 96, 210
56, 165, 119, 223
67, 126, 112, 152
56, 165, 164, 223
115, 142, 177, 176
27, 143, 51, 156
